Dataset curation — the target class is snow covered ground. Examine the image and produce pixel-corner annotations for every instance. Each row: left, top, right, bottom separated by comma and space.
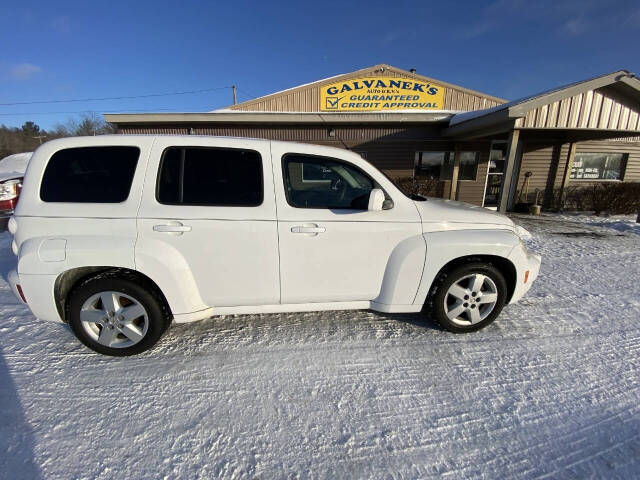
1, 214, 639, 479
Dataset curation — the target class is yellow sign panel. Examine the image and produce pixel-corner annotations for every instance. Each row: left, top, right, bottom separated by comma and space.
320, 76, 444, 111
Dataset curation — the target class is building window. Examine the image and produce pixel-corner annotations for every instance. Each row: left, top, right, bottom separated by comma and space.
415, 152, 453, 179
570, 153, 627, 180
458, 152, 479, 181
157, 147, 263, 206
415, 151, 479, 181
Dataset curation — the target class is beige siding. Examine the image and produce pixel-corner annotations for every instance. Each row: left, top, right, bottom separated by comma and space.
455, 142, 491, 206
516, 139, 640, 204
516, 143, 564, 204
515, 87, 640, 132
230, 65, 504, 113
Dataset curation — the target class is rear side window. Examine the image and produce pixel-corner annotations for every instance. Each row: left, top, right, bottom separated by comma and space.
40, 146, 140, 203
156, 147, 263, 206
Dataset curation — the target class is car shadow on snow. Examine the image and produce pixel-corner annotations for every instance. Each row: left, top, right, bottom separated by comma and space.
0, 344, 42, 479
161, 309, 445, 352
0, 232, 16, 284
372, 311, 444, 331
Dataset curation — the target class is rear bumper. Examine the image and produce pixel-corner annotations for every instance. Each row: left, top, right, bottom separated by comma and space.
508, 244, 542, 304
8, 269, 64, 322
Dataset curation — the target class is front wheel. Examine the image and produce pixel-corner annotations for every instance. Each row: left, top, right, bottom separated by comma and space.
427, 262, 508, 333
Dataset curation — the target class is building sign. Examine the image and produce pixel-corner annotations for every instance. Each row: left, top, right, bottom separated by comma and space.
320, 77, 444, 111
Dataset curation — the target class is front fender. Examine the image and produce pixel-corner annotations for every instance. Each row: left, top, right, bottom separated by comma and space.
373, 234, 426, 307
413, 229, 519, 306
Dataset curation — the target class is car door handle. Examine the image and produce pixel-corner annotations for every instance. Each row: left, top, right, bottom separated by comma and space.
291, 225, 326, 234
153, 222, 192, 235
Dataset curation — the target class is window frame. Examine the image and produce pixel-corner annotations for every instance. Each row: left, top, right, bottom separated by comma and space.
281, 152, 388, 210
569, 152, 627, 182
414, 151, 453, 180
155, 145, 264, 207
457, 151, 480, 182
39, 146, 141, 204
414, 150, 479, 182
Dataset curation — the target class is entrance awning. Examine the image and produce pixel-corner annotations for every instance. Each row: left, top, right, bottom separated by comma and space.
442, 70, 640, 140
440, 70, 640, 212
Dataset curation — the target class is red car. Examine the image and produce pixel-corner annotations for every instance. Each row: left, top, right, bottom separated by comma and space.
0, 152, 31, 221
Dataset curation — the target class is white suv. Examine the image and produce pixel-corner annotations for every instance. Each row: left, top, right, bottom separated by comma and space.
8, 135, 540, 356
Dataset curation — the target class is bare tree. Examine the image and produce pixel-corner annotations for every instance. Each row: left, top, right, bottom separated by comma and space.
1, 113, 116, 159
56, 112, 115, 137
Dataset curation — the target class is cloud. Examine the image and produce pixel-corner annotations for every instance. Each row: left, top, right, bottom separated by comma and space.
52, 15, 70, 33
561, 16, 589, 36
458, 20, 495, 40
625, 8, 640, 28
454, 0, 527, 39
457, 0, 638, 39
380, 29, 418, 45
9, 63, 42, 80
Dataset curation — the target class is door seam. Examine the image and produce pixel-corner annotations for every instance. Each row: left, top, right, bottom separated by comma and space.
269, 141, 283, 305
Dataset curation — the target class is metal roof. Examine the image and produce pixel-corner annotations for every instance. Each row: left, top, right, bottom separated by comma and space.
445, 70, 640, 136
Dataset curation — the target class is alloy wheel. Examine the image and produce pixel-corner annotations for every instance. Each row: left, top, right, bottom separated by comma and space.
443, 273, 499, 326
79, 291, 149, 348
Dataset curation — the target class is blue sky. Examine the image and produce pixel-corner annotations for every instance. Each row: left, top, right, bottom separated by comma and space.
2, 0, 639, 129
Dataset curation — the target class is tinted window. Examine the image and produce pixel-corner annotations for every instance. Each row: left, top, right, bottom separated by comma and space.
283, 154, 375, 209
458, 151, 479, 181
570, 152, 626, 180
40, 146, 140, 203
157, 147, 263, 206
415, 151, 452, 180
414, 151, 478, 181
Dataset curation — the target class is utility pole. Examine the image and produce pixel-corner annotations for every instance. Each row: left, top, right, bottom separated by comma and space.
32, 134, 47, 144
232, 85, 237, 105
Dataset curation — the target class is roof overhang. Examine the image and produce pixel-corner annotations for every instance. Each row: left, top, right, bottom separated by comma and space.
517, 128, 640, 143
443, 70, 640, 139
105, 111, 455, 126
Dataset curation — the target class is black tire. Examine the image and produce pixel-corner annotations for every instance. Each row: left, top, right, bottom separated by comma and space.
426, 262, 508, 333
67, 272, 171, 356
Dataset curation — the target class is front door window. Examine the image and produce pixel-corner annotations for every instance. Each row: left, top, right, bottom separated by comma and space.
282, 154, 378, 210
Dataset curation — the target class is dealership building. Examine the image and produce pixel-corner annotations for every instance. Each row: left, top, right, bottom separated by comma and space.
105, 64, 640, 212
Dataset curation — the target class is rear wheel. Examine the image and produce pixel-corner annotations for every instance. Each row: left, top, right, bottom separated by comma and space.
67, 273, 170, 356
427, 262, 507, 333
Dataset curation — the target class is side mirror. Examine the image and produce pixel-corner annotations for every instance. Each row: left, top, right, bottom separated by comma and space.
368, 188, 385, 211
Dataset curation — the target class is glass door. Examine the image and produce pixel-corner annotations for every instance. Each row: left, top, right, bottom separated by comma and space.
483, 141, 507, 208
